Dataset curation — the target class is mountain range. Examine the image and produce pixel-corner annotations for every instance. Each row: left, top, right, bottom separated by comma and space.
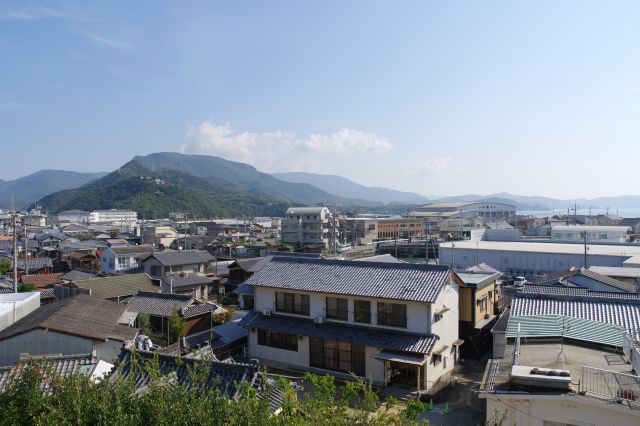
272, 172, 428, 204
3, 152, 640, 217
34, 153, 382, 218
0, 170, 107, 210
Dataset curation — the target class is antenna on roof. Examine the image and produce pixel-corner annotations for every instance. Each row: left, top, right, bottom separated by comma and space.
556, 316, 570, 365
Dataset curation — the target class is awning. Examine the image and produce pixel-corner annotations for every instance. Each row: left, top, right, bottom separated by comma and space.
452, 339, 464, 346
433, 345, 450, 355
375, 351, 427, 366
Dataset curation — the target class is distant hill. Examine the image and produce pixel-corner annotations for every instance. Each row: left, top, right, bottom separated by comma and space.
36, 153, 381, 217
273, 172, 429, 204
0, 170, 107, 210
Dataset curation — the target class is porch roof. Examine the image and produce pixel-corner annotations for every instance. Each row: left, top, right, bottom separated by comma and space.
375, 351, 427, 366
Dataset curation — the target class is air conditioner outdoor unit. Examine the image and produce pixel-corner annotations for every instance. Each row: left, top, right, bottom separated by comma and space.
314, 315, 324, 324
262, 309, 272, 317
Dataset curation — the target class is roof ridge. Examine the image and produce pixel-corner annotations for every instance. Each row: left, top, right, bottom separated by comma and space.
269, 256, 451, 271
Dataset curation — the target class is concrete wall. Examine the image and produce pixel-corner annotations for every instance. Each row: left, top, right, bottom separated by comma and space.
95, 340, 126, 363
0, 293, 40, 332
0, 329, 93, 366
492, 331, 506, 358
485, 394, 640, 426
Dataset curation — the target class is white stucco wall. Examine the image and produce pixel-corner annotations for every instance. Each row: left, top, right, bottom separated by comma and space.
253, 286, 433, 334
485, 394, 640, 426
0, 293, 40, 332
247, 330, 309, 368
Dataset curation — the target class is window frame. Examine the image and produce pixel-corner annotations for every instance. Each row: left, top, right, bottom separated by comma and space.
377, 302, 407, 328
326, 297, 348, 320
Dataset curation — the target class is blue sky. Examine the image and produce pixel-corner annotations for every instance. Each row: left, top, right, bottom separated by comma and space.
1, 1, 639, 198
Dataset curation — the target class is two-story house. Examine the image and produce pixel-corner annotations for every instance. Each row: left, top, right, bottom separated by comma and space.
143, 250, 216, 299
455, 270, 501, 359
100, 245, 154, 274
239, 257, 462, 394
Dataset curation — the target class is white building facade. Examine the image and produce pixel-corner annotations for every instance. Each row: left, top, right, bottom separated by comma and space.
240, 257, 461, 393
551, 225, 631, 243
90, 209, 138, 225
281, 207, 333, 249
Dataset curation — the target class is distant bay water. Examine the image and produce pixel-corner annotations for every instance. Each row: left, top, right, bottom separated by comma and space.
519, 208, 640, 218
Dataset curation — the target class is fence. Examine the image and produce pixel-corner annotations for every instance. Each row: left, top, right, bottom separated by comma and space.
623, 331, 640, 376
581, 366, 640, 405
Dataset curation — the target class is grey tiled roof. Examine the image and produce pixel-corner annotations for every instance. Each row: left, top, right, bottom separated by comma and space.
60, 270, 97, 281
72, 273, 160, 299
148, 250, 214, 267
182, 303, 225, 319
38, 288, 57, 300
577, 268, 637, 293
0, 294, 138, 342
126, 292, 193, 317
245, 257, 452, 303
168, 274, 213, 289
0, 353, 100, 393
9, 257, 53, 271
233, 257, 272, 273
232, 283, 254, 295
519, 284, 640, 300
212, 321, 248, 344
114, 349, 284, 413
270, 252, 321, 259
491, 309, 510, 333
511, 294, 640, 332
240, 311, 438, 354
109, 245, 154, 256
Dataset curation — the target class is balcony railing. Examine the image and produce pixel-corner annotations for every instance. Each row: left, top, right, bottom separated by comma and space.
581, 366, 640, 406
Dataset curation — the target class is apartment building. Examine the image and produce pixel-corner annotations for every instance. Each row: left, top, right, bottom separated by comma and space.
90, 209, 138, 225
240, 257, 462, 394
280, 207, 333, 249
377, 218, 423, 240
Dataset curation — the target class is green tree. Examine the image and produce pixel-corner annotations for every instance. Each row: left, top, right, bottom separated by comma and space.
168, 305, 185, 344
0, 356, 451, 426
19, 283, 37, 293
137, 313, 152, 336
0, 258, 10, 275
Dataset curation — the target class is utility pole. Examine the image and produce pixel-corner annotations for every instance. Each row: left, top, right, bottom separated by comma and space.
24, 225, 28, 276
581, 231, 588, 268
12, 213, 17, 292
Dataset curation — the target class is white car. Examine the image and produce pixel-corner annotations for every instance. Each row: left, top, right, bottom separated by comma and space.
513, 276, 528, 287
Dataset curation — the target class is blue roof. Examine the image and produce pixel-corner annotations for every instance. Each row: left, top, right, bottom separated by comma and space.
244, 257, 452, 303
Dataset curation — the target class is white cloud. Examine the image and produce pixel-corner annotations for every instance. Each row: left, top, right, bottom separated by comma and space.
418, 157, 451, 176
181, 121, 392, 173
87, 33, 134, 50
0, 4, 87, 22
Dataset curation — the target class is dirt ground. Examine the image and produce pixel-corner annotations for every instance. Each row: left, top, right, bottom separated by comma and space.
418, 359, 488, 426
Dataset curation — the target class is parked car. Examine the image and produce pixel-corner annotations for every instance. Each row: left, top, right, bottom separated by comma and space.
513, 276, 528, 287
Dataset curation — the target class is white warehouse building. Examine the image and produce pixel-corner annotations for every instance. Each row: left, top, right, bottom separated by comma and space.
439, 240, 640, 275
417, 201, 516, 219
551, 225, 631, 243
